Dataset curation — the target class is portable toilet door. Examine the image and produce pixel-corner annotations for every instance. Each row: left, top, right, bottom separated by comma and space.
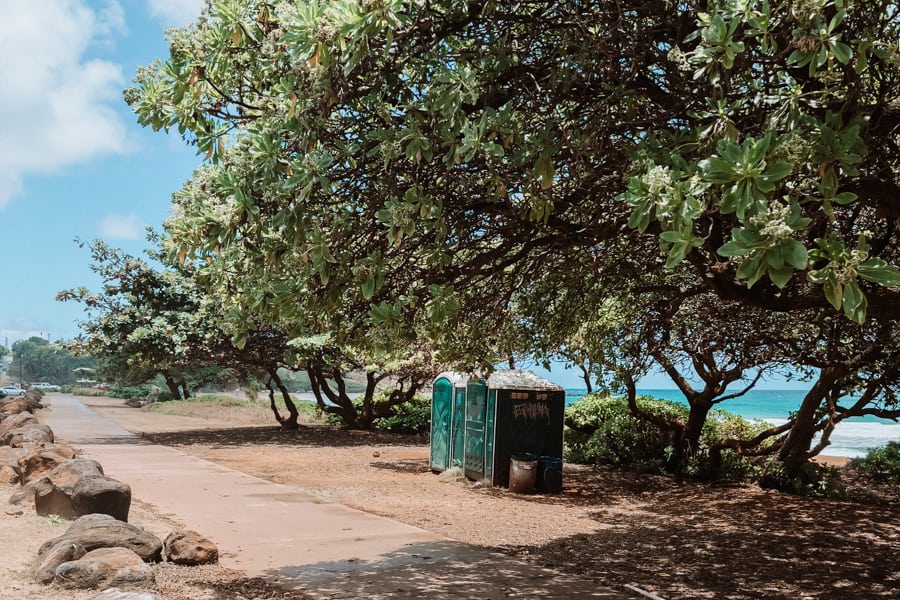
430, 373, 469, 472
429, 376, 453, 471
450, 380, 467, 468
463, 378, 488, 481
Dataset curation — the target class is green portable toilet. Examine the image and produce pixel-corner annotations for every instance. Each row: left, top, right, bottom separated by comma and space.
430, 370, 565, 487
429, 372, 468, 472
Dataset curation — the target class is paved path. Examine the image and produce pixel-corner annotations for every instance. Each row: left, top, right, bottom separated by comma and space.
42, 395, 631, 599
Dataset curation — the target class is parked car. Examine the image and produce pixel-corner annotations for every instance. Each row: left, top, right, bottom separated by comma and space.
32, 382, 61, 392
0, 385, 25, 398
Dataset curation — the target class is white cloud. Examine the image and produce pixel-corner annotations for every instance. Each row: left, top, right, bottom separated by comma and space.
99, 213, 144, 240
147, 0, 205, 26
0, 0, 128, 208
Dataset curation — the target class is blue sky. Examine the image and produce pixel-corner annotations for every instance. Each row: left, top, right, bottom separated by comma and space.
0, 0, 808, 392
1, 0, 204, 347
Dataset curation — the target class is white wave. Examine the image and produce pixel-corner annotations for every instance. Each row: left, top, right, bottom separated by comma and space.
762, 419, 900, 458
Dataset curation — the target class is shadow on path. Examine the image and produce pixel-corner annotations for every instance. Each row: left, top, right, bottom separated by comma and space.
261, 539, 623, 599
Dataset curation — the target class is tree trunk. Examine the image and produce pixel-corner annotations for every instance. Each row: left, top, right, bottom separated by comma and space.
358, 372, 379, 429
162, 374, 182, 400
269, 369, 299, 430
307, 365, 360, 428
580, 364, 593, 395
179, 380, 190, 399
778, 370, 840, 476
683, 400, 713, 458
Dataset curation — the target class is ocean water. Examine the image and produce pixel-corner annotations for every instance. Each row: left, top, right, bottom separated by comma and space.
565, 388, 900, 458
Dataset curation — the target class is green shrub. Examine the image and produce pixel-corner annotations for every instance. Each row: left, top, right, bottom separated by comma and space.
374, 394, 431, 434
687, 409, 773, 480
565, 394, 685, 472
565, 394, 769, 480
109, 385, 154, 400
758, 461, 849, 499
850, 441, 900, 484
322, 393, 431, 433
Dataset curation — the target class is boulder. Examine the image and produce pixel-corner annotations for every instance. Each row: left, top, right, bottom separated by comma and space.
46, 459, 105, 490
72, 476, 132, 522
35, 481, 78, 519
89, 588, 165, 600
16, 444, 78, 484
0, 446, 25, 468
10, 476, 54, 506
0, 412, 38, 442
0, 464, 19, 484
54, 547, 155, 590
6, 424, 55, 448
0, 393, 43, 416
163, 530, 219, 565
32, 514, 163, 583
33, 461, 126, 521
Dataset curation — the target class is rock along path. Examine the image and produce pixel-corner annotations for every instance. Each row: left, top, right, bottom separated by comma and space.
42, 394, 631, 599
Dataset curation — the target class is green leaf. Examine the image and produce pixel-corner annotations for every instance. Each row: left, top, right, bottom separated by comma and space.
833, 192, 857, 205
841, 281, 866, 323
361, 277, 376, 300
769, 267, 793, 288
823, 280, 843, 311
233, 331, 248, 350
717, 240, 749, 257
762, 161, 792, 182
858, 259, 900, 287
781, 239, 809, 270
831, 41, 852, 65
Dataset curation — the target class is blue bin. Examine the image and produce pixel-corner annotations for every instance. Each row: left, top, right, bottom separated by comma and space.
536, 456, 563, 493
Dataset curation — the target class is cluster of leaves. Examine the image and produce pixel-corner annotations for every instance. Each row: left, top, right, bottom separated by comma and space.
620, 0, 900, 324
850, 441, 900, 484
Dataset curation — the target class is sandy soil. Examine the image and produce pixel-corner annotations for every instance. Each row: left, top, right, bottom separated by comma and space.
5, 395, 898, 599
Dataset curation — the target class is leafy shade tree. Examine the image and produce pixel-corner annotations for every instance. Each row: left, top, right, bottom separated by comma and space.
518, 253, 794, 471
59, 240, 310, 427
59, 241, 223, 400
8, 337, 97, 386
129, 2, 900, 471
61, 239, 439, 429
292, 336, 439, 429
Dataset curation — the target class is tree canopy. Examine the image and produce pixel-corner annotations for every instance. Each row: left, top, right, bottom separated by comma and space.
8, 337, 96, 386
126, 0, 900, 471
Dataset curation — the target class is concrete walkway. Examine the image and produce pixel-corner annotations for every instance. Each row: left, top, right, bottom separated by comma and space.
42, 395, 631, 599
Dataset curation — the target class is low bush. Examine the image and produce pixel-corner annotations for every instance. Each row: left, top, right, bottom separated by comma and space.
322, 392, 431, 433
108, 384, 155, 400
850, 441, 900, 484
565, 394, 685, 472
758, 461, 849, 499
565, 394, 769, 480
374, 394, 431, 434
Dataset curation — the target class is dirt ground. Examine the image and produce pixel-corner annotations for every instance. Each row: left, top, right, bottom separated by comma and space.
7, 395, 899, 599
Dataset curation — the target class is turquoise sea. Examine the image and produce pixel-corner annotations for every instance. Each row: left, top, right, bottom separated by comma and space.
565, 388, 900, 458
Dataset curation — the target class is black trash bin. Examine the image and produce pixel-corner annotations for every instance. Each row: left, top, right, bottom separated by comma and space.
536, 456, 563, 493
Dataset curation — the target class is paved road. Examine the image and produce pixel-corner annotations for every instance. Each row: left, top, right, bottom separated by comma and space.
41, 394, 632, 599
